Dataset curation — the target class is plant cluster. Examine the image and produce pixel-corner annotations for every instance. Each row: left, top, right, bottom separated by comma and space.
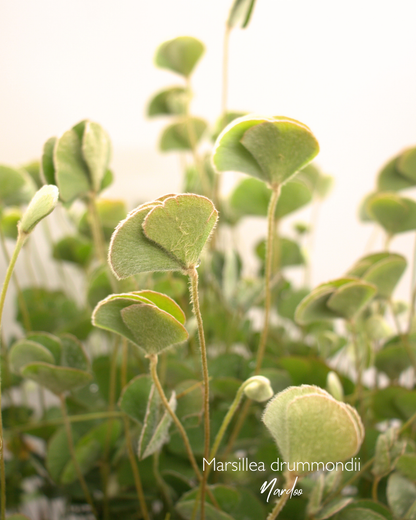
0, 1, 415, 519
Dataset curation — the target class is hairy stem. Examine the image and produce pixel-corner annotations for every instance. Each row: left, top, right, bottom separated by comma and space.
188, 267, 210, 520
0, 229, 26, 520
102, 337, 120, 520
59, 394, 97, 519
267, 474, 297, 520
255, 185, 281, 373
121, 340, 150, 520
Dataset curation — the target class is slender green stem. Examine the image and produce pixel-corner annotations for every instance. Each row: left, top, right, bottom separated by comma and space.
148, 354, 202, 481
206, 380, 251, 480
184, 78, 210, 197
7, 411, 124, 434
0, 229, 31, 331
102, 337, 120, 520
149, 355, 219, 515
121, 340, 150, 520
59, 394, 97, 519
0, 229, 26, 520
372, 475, 380, 502
255, 185, 281, 373
188, 267, 210, 520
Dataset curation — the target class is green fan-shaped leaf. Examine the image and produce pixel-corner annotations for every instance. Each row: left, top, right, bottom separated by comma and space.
387, 473, 416, 519
109, 202, 181, 278
81, 121, 111, 193
0, 165, 36, 206
133, 290, 186, 324
377, 155, 415, 191
227, 0, 257, 28
213, 115, 319, 187
47, 428, 73, 482
160, 117, 207, 151
367, 193, 416, 235
148, 86, 187, 117
295, 279, 376, 324
263, 386, 363, 476
9, 339, 55, 374
375, 335, 416, 380
230, 177, 312, 219
41, 136, 57, 185
118, 374, 153, 424
26, 332, 62, 363
143, 193, 218, 269
92, 292, 188, 355
155, 36, 205, 77
143, 194, 218, 269
21, 363, 92, 395
299, 163, 333, 199
212, 111, 247, 142
398, 146, 416, 182
53, 235, 93, 267
19, 185, 59, 234
347, 252, 406, 298
326, 281, 377, 320
0, 207, 21, 239
397, 454, 416, 481
60, 333, 89, 371
54, 129, 90, 202
372, 427, 406, 479
256, 237, 304, 268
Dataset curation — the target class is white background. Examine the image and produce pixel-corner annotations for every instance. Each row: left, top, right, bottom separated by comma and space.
1, 0, 416, 305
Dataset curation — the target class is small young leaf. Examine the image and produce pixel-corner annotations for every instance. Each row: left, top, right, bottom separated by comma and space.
54, 129, 90, 202
41, 136, 57, 185
140, 392, 176, 459
81, 121, 111, 193
92, 292, 188, 355
227, 0, 257, 29
347, 252, 407, 299
148, 86, 188, 117
143, 194, 218, 269
9, 339, 56, 374
160, 118, 207, 151
155, 36, 205, 77
21, 363, 92, 395
397, 146, 416, 182
213, 115, 319, 188
19, 185, 59, 234
377, 155, 416, 191
372, 427, 406, 479
367, 193, 416, 235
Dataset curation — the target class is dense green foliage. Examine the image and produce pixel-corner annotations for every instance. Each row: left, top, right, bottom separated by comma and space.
0, 2, 415, 520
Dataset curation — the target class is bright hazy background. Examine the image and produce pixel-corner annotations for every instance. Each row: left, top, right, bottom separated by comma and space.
1, 0, 416, 306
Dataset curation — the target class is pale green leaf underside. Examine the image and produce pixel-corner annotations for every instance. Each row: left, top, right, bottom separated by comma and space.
143, 194, 218, 269
109, 202, 181, 278
140, 392, 176, 459
41, 137, 57, 185
92, 294, 188, 355
326, 281, 377, 320
82, 121, 111, 193
21, 362, 92, 395
387, 473, 416, 519
213, 115, 319, 187
54, 129, 90, 202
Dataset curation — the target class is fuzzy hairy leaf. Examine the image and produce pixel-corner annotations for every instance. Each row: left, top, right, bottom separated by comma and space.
21, 363, 92, 395
19, 185, 59, 234
81, 121, 111, 193
160, 118, 207, 151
